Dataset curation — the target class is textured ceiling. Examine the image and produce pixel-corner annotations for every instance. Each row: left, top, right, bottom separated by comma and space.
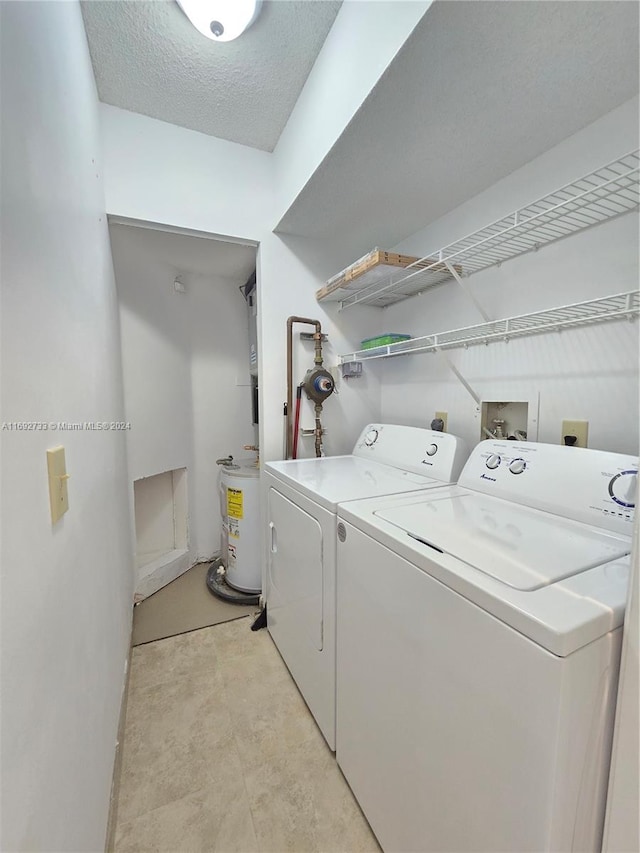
109, 224, 257, 281
81, 0, 342, 151
277, 0, 640, 249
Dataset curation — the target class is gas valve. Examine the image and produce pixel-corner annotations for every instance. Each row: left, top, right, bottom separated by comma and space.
302, 368, 335, 403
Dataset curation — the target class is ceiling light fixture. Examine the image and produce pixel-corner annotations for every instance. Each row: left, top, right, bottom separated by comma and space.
176, 0, 263, 43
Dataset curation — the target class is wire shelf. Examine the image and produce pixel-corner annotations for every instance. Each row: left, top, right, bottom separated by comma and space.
326, 151, 639, 310
340, 291, 640, 362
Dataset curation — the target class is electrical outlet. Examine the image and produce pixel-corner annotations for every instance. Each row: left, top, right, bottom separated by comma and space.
561, 419, 589, 448
434, 411, 448, 432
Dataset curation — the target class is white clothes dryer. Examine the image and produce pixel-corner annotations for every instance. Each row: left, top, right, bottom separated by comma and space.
336, 440, 637, 853
264, 424, 468, 750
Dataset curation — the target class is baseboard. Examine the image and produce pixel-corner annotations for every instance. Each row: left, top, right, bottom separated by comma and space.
104, 646, 132, 852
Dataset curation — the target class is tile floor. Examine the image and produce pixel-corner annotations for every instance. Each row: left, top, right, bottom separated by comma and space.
112, 616, 381, 852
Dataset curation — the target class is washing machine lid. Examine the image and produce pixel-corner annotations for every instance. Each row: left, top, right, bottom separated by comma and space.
376, 492, 631, 591
265, 456, 447, 511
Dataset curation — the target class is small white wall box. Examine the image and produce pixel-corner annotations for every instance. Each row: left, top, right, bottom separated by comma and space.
342, 361, 363, 379
481, 401, 530, 440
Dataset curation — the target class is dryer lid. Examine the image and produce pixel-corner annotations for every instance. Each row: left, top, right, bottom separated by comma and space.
376, 493, 631, 591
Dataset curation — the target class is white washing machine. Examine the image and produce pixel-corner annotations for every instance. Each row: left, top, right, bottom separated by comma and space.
336, 440, 637, 853
264, 424, 469, 750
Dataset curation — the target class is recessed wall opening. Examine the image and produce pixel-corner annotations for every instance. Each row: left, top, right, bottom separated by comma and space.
133, 468, 188, 575
481, 401, 529, 441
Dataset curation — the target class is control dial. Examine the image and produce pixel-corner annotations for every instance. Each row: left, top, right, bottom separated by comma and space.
364, 428, 379, 447
509, 458, 526, 475
608, 470, 637, 509
485, 454, 501, 470
426, 443, 438, 457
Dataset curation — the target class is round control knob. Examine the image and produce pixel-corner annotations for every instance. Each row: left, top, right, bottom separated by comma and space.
509, 458, 526, 475
426, 443, 438, 457
364, 428, 379, 447
485, 454, 501, 470
608, 470, 637, 509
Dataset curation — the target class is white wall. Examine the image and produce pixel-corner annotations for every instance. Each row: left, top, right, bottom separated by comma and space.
0, 3, 134, 851
257, 233, 383, 462
110, 225, 255, 575
394, 98, 639, 260
189, 270, 256, 555
375, 99, 639, 455
272, 0, 431, 225
100, 110, 385, 465
111, 224, 195, 595
111, 227, 194, 482
101, 104, 273, 243
134, 473, 176, 560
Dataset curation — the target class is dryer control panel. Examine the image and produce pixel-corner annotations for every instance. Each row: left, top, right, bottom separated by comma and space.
353, 424, 469, 484
458, 440, 638, 535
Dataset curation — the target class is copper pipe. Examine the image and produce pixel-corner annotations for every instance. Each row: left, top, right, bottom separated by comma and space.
286, 316, 322, 459
293, 386, 303, 459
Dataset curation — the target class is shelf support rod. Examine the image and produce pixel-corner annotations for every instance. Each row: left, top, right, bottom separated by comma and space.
444, 261, 491, 322
435, 349, 480, 404
435, 348, 494, 439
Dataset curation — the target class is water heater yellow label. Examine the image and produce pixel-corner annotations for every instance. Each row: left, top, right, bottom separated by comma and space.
227, 488, 243, 519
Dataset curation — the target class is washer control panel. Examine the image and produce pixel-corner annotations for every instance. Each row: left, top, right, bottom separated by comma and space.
353, 424, 469, 482
458, 440, 638, 534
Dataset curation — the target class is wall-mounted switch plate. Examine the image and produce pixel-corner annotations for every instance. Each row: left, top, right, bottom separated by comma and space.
561, 419, 589, 448
47, 445, 69, 524
434, 411, 448, 432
